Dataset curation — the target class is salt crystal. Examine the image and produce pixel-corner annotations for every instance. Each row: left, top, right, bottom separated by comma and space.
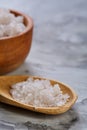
10, 78, 70, 107
15, 16, 24, 23
0, 8, 26, 38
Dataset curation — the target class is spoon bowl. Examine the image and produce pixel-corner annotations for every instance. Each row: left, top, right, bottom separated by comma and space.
0, 75, 77, 114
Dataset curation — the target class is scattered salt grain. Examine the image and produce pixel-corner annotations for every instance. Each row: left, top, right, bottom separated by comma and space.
0, 9, 26, 38
10, 78, 70, 107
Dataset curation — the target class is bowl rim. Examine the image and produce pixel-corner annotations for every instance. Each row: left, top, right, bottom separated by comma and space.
0, 9, 33, 40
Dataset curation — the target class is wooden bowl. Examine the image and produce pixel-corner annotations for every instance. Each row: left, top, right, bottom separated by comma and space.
0, 9, 33, 75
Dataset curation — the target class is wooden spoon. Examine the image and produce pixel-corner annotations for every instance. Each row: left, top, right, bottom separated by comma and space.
0, 75, 77, 115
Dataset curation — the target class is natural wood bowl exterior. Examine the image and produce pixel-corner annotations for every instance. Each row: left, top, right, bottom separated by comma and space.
0, 75, 78, 115
0, 9, 33, 74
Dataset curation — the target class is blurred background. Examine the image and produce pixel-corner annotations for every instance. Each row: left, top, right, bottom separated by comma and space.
0, 0, 87, 69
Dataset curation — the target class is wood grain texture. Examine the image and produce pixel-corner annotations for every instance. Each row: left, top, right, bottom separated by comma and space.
0, 9, 33, 74
0, 75, 77, 115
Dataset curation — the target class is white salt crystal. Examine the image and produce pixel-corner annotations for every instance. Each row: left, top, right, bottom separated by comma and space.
0, 8, 10, 14
15, 16, 24, 23
5, 22, 18, 36
0, 8, 26, 37
0, 25, 5, 37
10, 78, 70, 107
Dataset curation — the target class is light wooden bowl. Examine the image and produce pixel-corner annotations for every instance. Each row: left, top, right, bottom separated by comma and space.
0, 9, 33, 74
0, 75, 78, 115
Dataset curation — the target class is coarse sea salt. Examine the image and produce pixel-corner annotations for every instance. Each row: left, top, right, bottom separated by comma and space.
0, 9, 26, 38
10, 78, 70, 107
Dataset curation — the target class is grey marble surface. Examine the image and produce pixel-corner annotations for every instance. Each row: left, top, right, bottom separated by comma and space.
0, 0, 87, 130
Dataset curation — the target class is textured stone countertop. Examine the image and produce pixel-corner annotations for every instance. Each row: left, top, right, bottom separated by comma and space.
0, 0, 87, 130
